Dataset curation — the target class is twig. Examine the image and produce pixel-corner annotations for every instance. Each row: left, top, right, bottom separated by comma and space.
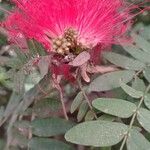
119, 84, 150, 150
133, 69, 144, 79
5, 114, 18, 150
77, 77, 98, 119
59, 87, 69, 120
52, 76, 69, 120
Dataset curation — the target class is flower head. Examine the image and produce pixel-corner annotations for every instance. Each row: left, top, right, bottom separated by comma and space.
1, 0, 138, 82
3, 0, 134, 53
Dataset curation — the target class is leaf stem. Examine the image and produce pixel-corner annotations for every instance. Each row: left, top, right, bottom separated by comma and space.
119, 84, 150, 150
52, 76, 69, 120
59, 87, 69, 120
77, 77, 98, 119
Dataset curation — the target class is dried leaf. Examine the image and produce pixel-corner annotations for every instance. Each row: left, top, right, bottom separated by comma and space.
69, 51, 90, 66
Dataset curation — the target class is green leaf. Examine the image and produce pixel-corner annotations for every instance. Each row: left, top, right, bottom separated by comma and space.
133, 24, 150, 40
33, 98, 60, 118
9, 39, 46, 71
92, 98, 136, 118
144, 94, 150, 110
137, 108, 150, 133
25, 71, 42, 91
100, 148, 111, 150
0, 67, 9, 82
13, 70, 25, 93
132, 77, 146, 92
11, 128, 29, 148
103, 52, 145, 70
8, 46, 32, 70
145, 132, 150, 142
0, 33, 7, 45
85, 110, 95, 121
14, 120, 30, 129
65, 121, 127, 147
31, 117, 75, 137
27, 39, 46, 56
120, 80, 143, 98
15, 47, 29, 65
28, 138, 73, 150
98, 114, 116, 122
111, 87, 128, 99
122, 45, 150, 64
27, 39, 46, 57
0, 75, 53, 127
126, 129, 150, 150
15, 74, 53, 115
38, 56, 49, 77
70, 92, 83, 114
0, 3, 12, 21
143, 68, 150, 83
0, 56, 9, 67
89, 70, 135, 92
132, 33, 150, 54
77, 101, 89, 122
3, 91, 23, 119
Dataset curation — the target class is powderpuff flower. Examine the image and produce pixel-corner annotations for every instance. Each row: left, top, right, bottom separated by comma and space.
1, 0, 139, 82
3, 0, 134, 53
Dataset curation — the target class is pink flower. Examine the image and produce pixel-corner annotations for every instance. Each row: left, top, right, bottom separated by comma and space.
3, 0, 134, 53
2, 0, 140, 82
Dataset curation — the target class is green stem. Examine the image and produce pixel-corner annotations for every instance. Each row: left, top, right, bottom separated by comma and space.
77, 77, 98, 119
119, 84, 150, 150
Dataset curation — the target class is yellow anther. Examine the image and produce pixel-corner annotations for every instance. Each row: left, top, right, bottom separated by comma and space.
55, 40, 62, 46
